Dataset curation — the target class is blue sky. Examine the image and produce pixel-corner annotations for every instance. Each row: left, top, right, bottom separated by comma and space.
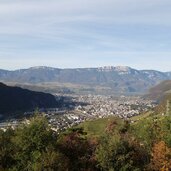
0, 0, 171, 71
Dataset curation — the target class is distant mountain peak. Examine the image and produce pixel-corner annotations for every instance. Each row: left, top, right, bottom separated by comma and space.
98, 66, 115, 71
29, 66, 56, 70
98, 66, 132, 72
114, 66, 132, 72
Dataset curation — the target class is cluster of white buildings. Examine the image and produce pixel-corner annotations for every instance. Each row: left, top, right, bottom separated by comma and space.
0, 95, 156, 132
45, 95, 156, 131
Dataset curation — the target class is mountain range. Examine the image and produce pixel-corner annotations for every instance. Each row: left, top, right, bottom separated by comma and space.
0, 66, 171, 94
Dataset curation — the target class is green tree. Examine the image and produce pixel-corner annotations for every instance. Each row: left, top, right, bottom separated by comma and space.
12, 116, 56, 171
0, 128, 15, 170
161, 115, 171, 147
96, 121, 149, 171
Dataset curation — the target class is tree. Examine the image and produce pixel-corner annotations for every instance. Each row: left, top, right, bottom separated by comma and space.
0, 128, 15, 170
149, 141, 171, 171
96, 121, 149, 171
161, 115, 171, 147
57, 128, 99, 171
12, 116, 56, 171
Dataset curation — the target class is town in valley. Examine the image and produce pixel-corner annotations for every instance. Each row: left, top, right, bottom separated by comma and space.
0, 94, 156, 132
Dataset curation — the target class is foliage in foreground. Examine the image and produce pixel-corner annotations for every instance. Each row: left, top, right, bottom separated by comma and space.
1, 113, 171, 170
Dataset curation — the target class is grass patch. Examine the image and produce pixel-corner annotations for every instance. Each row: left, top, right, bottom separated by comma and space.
77, 116, 123, 137
130, 111, 153, 122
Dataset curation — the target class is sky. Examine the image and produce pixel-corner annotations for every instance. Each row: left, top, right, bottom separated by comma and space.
0, 0, 171, 71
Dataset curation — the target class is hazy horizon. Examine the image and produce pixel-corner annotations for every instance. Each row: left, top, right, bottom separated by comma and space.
0, 65, 170, 72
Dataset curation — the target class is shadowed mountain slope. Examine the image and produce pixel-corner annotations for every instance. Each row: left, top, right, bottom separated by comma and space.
0, 82, 58, 118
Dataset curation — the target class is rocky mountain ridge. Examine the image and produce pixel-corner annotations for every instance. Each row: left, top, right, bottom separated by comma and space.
0, 66, 171, 94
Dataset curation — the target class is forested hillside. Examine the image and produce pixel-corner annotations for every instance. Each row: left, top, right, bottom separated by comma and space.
145, 80, 171, 101
0, 83, 58, 119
